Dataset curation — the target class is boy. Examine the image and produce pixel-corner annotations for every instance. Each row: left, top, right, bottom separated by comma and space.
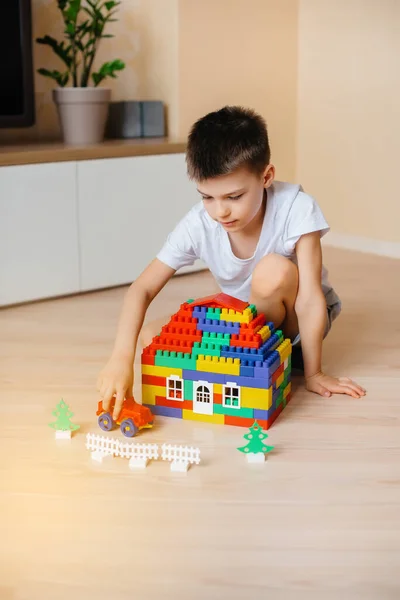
97, 106, 365, 419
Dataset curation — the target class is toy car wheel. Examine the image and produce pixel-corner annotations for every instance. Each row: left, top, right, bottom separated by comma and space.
98, 412, 114, 431
120, 418, 138, 438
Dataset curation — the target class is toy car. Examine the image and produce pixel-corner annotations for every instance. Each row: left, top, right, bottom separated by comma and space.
96, 396, 154, 438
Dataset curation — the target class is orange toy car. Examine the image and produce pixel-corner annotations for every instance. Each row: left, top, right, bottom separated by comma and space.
96, 396, 154, 438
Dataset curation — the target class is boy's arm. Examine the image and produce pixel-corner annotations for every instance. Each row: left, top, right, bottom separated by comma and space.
295, 232, 366, 399
97, 258, 176, 418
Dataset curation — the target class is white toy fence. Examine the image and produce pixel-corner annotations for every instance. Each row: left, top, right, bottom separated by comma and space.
161, 443, 200, 465
86, 433, 200, 471
86, 433, 159, 461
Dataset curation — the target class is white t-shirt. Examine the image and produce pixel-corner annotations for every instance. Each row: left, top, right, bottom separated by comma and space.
157, 181, 341, 312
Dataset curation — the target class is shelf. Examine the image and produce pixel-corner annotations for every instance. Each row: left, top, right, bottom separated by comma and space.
0, 137, 186, 167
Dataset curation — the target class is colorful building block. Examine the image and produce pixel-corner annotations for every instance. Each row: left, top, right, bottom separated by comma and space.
145, 404, 183, 419
141, 293, 292, 430
155, 396, 193, 411
196, 319, 241, 335
196, 355, 241, 376
142, 364, 182, 378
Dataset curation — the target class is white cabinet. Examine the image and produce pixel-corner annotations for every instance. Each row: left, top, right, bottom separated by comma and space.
0, 162, 80, 305
77, 153, 199, 291
0, 152, 202, 306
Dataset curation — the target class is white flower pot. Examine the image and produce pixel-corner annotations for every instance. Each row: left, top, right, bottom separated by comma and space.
53, 87, 111, 145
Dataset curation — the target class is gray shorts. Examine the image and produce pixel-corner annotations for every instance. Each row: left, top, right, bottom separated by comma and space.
291, 295, 342, 347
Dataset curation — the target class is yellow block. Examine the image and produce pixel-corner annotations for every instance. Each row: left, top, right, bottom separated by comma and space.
141, 384, 165, 405
142, 364, 182, 378
284, 382, 291, 399
277, 339, 292, 362
241, 386, 272, 410
276, 372, 284, 389
196, 355, 240, 376
182, 409, 225, 425
214, 383, 222, 394
220, 307, 253, 324
258, 325, 271, 343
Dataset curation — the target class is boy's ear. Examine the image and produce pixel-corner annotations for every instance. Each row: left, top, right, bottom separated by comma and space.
263, 164, 275, 187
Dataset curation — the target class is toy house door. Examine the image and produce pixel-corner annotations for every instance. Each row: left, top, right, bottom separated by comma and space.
193, 381, 214, 415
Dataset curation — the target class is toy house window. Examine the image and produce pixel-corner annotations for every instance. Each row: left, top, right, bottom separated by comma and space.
196, 385, 211, 403
167, 376, 183, 401
223, 383, 240, 408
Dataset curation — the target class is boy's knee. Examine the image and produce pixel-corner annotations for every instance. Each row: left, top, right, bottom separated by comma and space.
251, 254, 298, 298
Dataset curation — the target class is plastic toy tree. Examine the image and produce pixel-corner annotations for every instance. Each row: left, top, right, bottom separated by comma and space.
48, 399, 80, 432
237, 421, 274, 455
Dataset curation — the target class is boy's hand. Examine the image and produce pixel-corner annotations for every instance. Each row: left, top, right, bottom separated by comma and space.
306, 371, 366, 399
96, 355, 134, 419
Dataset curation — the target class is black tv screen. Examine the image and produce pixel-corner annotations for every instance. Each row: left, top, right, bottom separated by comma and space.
0, 0, 35, 128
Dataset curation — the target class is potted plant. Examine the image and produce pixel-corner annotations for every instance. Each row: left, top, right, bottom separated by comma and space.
36, 0, 125, 145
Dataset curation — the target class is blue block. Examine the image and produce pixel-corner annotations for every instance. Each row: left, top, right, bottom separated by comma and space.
193, 306, 207, 318
254, 351, 281, 378
220, 346, 262, 362
258, 332, 284, 355
182, 369, 227, 384
197, 319, 241, 335
239, 364, 255, 377
253, 405, 275, 420
143, 404, 182, 419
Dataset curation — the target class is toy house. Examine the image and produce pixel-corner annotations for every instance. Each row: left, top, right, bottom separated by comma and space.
141, 293, 292, 429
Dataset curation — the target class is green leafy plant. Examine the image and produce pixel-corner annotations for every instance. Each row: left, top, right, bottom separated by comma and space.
36, 0, 125, 87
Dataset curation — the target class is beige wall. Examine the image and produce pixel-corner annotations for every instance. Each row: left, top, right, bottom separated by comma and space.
297, 0, 400, 243
0, 0, 179, 143
0, 0, 298, 182
3, 0, 398, 245
178, 0, 298, 182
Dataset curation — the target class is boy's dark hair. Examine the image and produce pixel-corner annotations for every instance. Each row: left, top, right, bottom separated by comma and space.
186, 106, 270, 181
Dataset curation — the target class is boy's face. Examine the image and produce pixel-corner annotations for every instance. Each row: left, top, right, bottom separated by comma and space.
196, 165, 274, 233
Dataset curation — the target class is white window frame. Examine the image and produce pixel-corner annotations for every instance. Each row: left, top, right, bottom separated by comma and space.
223, 382, 241, 409
166, 375, 184, 401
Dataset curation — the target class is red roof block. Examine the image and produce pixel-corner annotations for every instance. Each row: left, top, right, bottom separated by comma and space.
190, 293, 249, 312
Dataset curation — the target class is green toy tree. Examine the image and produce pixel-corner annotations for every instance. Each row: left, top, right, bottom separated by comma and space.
48, 399, 80, 432
237, 421, 274, 455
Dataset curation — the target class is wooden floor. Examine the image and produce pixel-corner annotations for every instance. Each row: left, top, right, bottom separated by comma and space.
1, 247, 399, 600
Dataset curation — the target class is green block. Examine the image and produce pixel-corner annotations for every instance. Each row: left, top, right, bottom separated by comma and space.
186, 298, 195, 304
284, 365, 291, 380
275, 390, 285, 408
214, 404, 254, 419
184, 379, 193, 400
191, 342, 221, 358
202, 332, 231, 347
206, 308, 221, 320
155, 350, 197, 370
248, 303, 257, 315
